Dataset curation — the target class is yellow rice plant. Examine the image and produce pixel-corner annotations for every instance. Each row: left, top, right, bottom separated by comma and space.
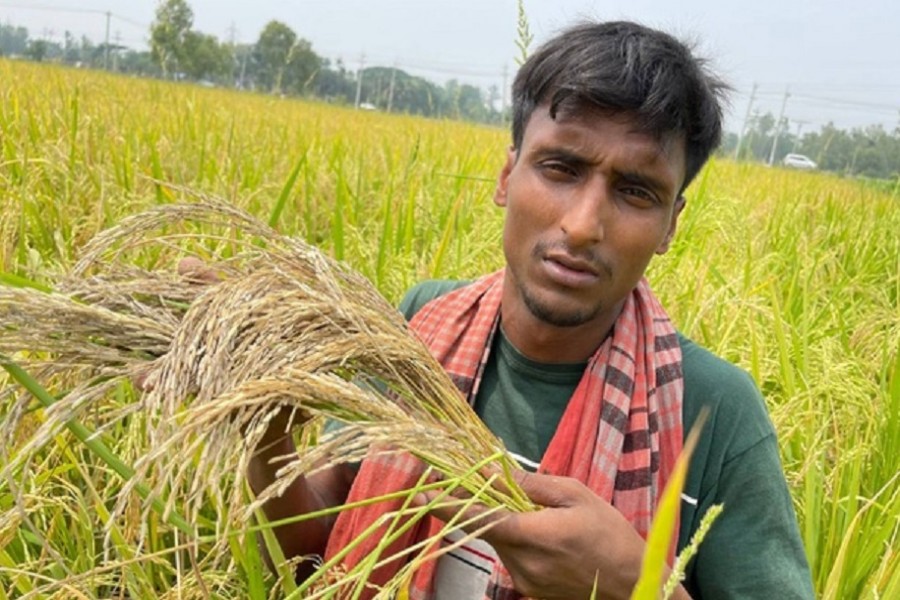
0, 198, 533, 597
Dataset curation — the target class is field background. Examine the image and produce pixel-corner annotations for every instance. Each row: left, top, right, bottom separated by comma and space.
1, 59, 898, 598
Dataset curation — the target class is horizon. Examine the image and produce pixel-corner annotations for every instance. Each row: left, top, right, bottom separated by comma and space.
2, 0, 898, 134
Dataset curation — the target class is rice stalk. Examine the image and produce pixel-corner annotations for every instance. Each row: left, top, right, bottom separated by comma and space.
0, 198, 531, 594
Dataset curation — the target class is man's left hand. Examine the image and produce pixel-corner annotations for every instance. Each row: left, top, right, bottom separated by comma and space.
421, 470, 648, 600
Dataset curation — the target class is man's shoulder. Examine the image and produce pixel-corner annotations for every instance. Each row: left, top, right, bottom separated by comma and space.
398, 279, 472, 320
678, 332, 775, 458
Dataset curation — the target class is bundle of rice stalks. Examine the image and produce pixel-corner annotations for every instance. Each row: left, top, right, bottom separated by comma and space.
0, 199, 532, 597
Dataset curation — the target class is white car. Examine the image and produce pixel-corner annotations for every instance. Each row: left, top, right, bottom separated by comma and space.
782, 153, 817, 170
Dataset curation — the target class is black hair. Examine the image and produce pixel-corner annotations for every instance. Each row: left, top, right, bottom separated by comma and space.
511, 21, 730, 192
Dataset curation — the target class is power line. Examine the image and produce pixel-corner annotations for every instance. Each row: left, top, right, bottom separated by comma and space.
791, 93, 897, 112
0, 2, 103, 16
0, 2, 147, 30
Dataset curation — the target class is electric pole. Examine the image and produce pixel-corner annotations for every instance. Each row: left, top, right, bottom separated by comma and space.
113, 30, 121, 72
387, 62, 397, 113
226, 22, 239, 88
791, 119, 810, 152
103, 11, 111, 70
767, 86, 791, 166
733, 82, 758, 161
354, 53, 365, 109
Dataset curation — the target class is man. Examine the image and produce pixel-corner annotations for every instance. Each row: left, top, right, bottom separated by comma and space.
247, 20, 814, 599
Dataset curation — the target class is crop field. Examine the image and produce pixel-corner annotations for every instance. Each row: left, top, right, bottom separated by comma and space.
1, 59, 898, 598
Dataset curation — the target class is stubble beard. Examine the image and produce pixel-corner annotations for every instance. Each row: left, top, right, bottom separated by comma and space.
517, 278, 604, 328
514, 241, 609, 328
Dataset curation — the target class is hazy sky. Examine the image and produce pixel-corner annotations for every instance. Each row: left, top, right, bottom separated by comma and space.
3, 0, 899, 133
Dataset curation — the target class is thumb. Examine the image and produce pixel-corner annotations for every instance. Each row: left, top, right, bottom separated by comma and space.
514, 471, 581, 508
177, 257, 220, 284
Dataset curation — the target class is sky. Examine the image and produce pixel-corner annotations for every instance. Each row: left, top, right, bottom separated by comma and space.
2, 0, 899, 134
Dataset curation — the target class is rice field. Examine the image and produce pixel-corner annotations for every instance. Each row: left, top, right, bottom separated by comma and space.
1, 58, 898, 598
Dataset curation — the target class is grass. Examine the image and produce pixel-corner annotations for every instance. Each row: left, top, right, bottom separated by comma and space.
1, 58, 899, 598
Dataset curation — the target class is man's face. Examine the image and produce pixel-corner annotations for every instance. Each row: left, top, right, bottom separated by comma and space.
495, 105, 686, 330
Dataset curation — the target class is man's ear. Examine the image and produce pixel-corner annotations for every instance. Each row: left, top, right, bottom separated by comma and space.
657, 196, 686, 254
494, 146, 517, 207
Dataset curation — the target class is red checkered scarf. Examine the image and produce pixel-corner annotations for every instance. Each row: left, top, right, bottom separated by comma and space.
324, 269, 683, 599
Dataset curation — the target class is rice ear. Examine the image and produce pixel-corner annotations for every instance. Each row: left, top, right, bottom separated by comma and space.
1, 198, 531, 593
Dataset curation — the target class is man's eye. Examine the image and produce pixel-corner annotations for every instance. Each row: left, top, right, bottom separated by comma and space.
542, 162, 578, 178
621, 187, 657, 205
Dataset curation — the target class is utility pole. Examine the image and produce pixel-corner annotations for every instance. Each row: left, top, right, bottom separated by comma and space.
354, 53, 365, 109
113, 30, 121, 72
386, 62, 397, 112
227, 22, 238, 87
733, 82, 758, 161
767, 86, 791, 166
103, 11, 111, 71
791, 119, 810, 152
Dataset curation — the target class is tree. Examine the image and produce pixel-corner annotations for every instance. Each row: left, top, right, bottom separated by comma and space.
282, 38, 321, 95
252, 21, 297, 93
25, 40, 48, 62
0, 25, 29, 56
63, 31, 78, 63
150, 0, 194, 78
313, 58, 355, 102
181, 31, 230, 82
457, 83, 489, 122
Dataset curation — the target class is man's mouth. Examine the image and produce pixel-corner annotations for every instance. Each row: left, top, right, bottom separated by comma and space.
542, 252, 601, 287
545, 252, 600, 276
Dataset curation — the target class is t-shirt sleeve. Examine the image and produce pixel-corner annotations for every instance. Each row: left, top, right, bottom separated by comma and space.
687, 434, 815, 599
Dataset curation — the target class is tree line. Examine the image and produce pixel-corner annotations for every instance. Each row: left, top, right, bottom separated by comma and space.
2, 0, 898, 180
0, 0, 504, 125
721, 112, 900, 181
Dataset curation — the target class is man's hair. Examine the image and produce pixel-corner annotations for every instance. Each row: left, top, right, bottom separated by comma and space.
511, 21, 730, 192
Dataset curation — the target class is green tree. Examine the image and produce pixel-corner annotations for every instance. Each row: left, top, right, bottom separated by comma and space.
0, 24, 29, 56
282, 38, 321, 95
181, 31, 230, 82
25, 39, 48, 62
313, 58, 355, 102
252, 20, 297, 93
150, 0, 194, 78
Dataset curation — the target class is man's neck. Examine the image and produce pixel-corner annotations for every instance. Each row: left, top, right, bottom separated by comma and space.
499, 279, 623, 364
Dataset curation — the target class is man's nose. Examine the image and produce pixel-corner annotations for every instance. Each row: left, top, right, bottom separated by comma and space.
559, 181, 608, 247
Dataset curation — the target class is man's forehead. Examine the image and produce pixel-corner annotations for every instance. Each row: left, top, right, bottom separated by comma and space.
526, 104, 685, 157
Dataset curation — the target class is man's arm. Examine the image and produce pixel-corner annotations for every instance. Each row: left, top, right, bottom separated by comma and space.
246, 412, 356, 582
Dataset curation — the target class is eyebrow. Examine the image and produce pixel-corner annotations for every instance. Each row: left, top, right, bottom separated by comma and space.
528, 145, 677, 199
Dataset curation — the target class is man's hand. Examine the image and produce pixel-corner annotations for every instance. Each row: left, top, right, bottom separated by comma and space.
422, 471, 690, 600
176, 256, 221, 285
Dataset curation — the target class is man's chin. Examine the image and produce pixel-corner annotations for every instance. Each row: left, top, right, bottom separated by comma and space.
522, 292, 600, 328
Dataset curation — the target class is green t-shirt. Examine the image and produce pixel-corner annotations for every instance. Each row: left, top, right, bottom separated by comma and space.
399, 280, 814, 600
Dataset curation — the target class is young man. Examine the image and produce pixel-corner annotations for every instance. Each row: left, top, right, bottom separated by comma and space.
248, 20, 814, 599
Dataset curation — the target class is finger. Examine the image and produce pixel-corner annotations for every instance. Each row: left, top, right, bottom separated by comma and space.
177, 257, 220, 284
514, 470, 583, 508
131, 366, 154, 392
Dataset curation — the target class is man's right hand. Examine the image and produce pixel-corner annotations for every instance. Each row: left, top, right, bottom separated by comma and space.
247, 412, 356, 581
176, 256, 221, 285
